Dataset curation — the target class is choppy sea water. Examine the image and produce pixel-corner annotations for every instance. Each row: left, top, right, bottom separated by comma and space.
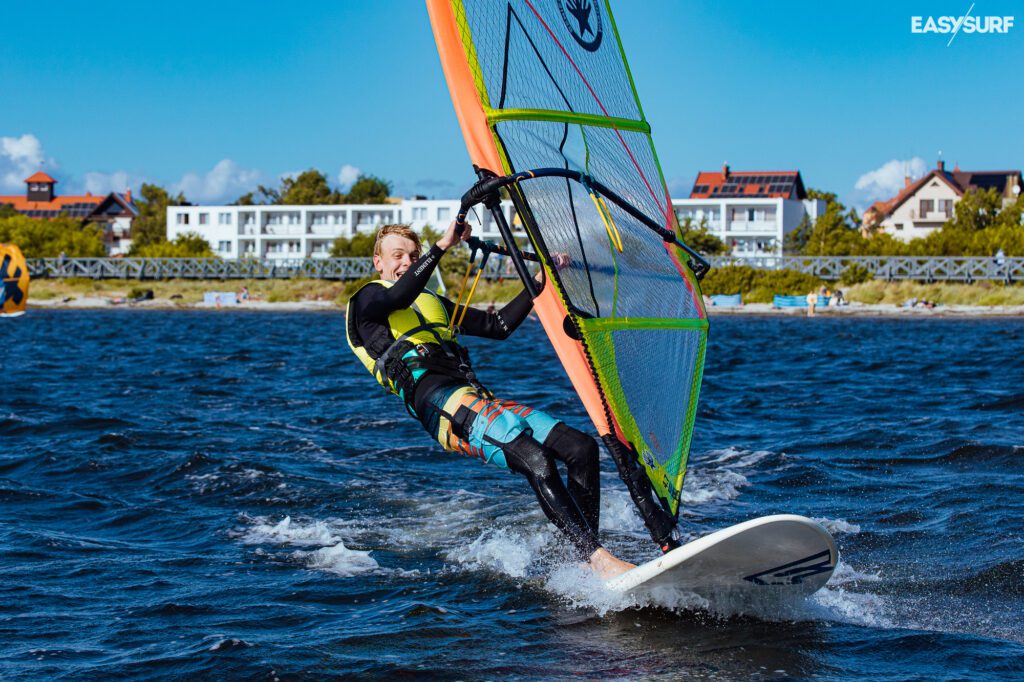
2, 310, 1022, 680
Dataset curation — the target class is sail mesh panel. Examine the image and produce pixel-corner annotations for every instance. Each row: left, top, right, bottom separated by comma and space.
454, 0, 707, 515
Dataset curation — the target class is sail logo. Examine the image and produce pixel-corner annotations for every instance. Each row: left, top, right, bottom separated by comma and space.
558, 0, 603, 52
744, 549, 834, 586
911, 3, 1015, 46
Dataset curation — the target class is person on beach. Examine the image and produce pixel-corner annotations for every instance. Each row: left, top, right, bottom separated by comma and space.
806, 290, 818, 317
345, 222, 635, 579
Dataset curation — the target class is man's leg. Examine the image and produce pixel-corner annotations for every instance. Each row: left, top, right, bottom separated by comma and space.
428, 387, 600, 561
499, 431, 601, 561
542, 424, 600, 535
494, 402, 601, 535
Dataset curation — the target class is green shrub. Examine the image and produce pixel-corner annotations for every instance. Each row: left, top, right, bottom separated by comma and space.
702, 266, 824, 302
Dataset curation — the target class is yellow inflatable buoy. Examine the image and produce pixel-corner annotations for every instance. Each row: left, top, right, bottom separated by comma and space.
1, 243, 30, 317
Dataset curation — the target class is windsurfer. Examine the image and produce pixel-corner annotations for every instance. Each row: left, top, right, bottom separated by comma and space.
346, 222, 636, 579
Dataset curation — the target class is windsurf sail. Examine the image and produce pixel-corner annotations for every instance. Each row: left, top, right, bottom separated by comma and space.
0, 243, 30, 317
428, 0, 709, 549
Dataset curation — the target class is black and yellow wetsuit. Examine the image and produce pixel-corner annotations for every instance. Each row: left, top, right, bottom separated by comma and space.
346, 243, 602, 559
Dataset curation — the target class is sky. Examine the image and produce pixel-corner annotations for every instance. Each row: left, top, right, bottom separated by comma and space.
2, 0, 1022, 212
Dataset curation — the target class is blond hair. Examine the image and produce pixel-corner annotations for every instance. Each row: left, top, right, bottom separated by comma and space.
373, 224, 420, 258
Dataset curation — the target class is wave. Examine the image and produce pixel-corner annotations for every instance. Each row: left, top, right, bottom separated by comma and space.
235, 515, 379, 578
812, 517, 862, 535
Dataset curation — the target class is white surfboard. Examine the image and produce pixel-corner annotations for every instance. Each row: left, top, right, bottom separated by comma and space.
606, 515, 837, 606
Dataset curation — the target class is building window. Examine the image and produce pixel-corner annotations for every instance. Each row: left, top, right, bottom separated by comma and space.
267, 242, 283, 253
413, 207, 427, 220
176, 213, 190, 225
939, 199, 953, 217
920, 199, 934, 217
437, 207, 451, 222
199, 213, 209, 225
218, 241, 232, 253
218, 212, 232, 225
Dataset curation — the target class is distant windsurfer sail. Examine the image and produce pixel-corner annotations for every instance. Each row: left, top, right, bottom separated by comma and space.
427, 0, 710, 551
0, 243, 30, 317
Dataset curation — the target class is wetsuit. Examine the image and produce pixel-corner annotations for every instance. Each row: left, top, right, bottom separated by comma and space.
346, 244, 602, 559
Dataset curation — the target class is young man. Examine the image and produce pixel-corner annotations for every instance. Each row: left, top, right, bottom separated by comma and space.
345, 221, 635, 579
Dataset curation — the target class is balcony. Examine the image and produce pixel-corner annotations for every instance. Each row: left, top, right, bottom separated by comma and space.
727, 220, 778, 233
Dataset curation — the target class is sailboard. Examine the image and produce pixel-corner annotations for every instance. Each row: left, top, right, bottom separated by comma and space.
0, 243, 30, 317
606, 515, 837, 606
428, 0, 709, 549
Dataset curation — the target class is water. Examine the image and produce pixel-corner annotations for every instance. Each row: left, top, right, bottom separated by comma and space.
2, 310, 1022, 680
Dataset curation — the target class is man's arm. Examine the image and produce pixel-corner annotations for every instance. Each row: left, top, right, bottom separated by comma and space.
446, 287, 534, 340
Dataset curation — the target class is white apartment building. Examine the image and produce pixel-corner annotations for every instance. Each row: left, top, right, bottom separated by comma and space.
672, 166, 825, 256
672, 197, 825, 256
166, 199, 518, 259
167, 168, 830, 259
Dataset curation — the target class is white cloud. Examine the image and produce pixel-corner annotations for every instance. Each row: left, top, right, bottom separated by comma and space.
173, 159, 261, 203
82, 170, 142, 196
854, 157, 927, 202
337, 164, 361, 190
0, 134, 55, 192
667, 176, 692, 196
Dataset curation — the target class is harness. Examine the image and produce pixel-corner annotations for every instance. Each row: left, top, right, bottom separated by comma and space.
346, 281, 493, 418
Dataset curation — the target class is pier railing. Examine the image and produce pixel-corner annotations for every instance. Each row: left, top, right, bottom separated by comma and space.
705, 255, 1022, 283
26, 255, 1022, 282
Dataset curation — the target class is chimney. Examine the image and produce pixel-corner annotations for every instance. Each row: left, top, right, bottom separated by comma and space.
953, 163, 960, 172
125, 189, 132, 203
904, 175, 911, 188
722, 163, 730, 178
937, 159, 945, 172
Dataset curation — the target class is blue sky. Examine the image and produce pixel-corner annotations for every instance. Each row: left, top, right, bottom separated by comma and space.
2, 1, 1021, 211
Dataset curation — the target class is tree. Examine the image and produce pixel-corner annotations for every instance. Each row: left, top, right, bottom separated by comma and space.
236, 169, 347, 205
279, 169, 345, 205
945, 187, 1002, 232
677, 216, 728, 255
131, 183, 186, 251
784, 215, 813, 254
344, 174, 392, 204
0, 214, 105, 257
798, 188, 880, 256
329, 231, 377, 257
132, 231, 216, 257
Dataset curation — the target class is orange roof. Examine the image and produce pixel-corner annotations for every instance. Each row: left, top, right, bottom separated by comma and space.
24, 171, 57, 184
0, 194, 103, 213
690, 166, 806, 200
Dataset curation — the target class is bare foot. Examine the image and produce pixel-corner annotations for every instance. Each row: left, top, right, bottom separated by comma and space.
588, 548, 636, 580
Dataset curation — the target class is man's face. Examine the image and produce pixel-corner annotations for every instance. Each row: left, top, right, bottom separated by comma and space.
373, 234, 420, 281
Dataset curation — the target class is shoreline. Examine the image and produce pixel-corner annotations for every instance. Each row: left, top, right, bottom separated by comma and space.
27, 297, 1024, 317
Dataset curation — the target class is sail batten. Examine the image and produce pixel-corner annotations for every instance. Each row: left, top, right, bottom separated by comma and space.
429, 0, 708, 532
